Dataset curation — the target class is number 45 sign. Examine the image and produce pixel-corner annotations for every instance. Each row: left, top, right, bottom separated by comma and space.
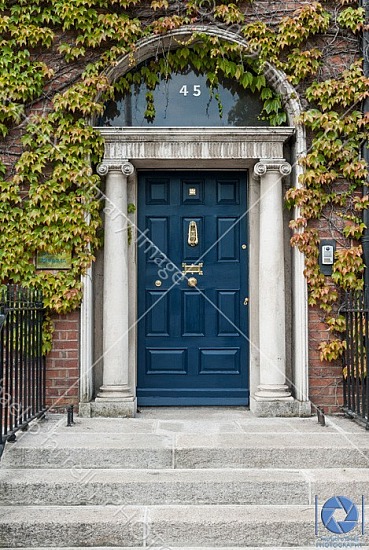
179, 84, 201, 97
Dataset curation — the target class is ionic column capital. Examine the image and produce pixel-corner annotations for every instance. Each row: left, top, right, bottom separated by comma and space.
97, 160, 135, 177
254, 159, 291, 177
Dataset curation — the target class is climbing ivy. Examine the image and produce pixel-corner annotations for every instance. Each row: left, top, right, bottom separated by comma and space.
0, 0, 368, 360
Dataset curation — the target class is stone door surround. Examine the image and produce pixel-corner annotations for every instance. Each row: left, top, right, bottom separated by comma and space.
77, 126, 310, 417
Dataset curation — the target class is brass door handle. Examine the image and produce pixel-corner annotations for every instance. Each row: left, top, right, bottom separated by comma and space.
188, 277, 197, 287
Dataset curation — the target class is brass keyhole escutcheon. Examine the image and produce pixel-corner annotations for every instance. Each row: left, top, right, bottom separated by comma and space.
188, 277, 197, 287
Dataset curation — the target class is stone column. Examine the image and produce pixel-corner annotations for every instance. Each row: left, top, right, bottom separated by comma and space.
252, 159, 294, 415
94, 160, 137, 417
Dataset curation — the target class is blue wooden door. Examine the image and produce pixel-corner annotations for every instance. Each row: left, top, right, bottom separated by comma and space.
137, 172, 249, 405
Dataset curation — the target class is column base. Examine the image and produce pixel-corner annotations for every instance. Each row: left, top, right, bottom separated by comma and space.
90, 397, 137, 418
96, 385, 133, 400
250, 396, 311, 417
254, 384, 293, 400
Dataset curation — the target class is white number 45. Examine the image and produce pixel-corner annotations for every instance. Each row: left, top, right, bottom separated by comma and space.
179, 84, 201, 97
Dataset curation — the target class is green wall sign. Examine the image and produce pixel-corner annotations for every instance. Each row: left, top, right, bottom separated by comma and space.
36, 252, 72, 270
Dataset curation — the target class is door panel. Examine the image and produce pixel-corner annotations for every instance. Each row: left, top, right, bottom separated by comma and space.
146, 349, 187, 374
217, 218, 239, 261
217, 291, 240, 336
146, 218, 168, 259
137, 171, 249, 405
146, 291, 169, 336
182, 292, 205, 336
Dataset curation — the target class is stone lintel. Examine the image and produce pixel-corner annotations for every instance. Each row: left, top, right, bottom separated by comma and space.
96, 128, 295, 162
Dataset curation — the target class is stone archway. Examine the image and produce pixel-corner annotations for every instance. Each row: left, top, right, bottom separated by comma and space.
79, 26, 310, 417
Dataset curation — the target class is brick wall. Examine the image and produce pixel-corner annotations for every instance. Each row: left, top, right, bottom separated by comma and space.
308, 306, 344, 414
45, 311, 80, 409
306, 212, 350, 414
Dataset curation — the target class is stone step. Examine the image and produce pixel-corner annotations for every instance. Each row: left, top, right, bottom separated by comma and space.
1, 414, 367, 548
3, 431, 369, 469
1, 467, 369, 507
0, 468, 305, 506
0, 504, 349, 548
24, 412, 363, 434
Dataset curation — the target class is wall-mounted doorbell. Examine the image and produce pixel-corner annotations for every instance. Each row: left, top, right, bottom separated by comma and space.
319, 240, 336, 276
322, 244, 334, 265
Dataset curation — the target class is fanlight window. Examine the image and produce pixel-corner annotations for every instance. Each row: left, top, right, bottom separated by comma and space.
99, 68, 271, 127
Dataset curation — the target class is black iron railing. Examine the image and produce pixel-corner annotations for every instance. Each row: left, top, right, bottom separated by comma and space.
342, 290, 369, 429
0, 285, 46, 454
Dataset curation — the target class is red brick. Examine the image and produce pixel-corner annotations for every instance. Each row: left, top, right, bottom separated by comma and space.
54, 321, 78, 331
45, 312, 80, 404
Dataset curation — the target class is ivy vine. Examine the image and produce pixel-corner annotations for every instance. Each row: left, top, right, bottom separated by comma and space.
0, 0, 368, 361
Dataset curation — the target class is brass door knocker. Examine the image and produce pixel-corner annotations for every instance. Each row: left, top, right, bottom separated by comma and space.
188, 221, 198, 247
